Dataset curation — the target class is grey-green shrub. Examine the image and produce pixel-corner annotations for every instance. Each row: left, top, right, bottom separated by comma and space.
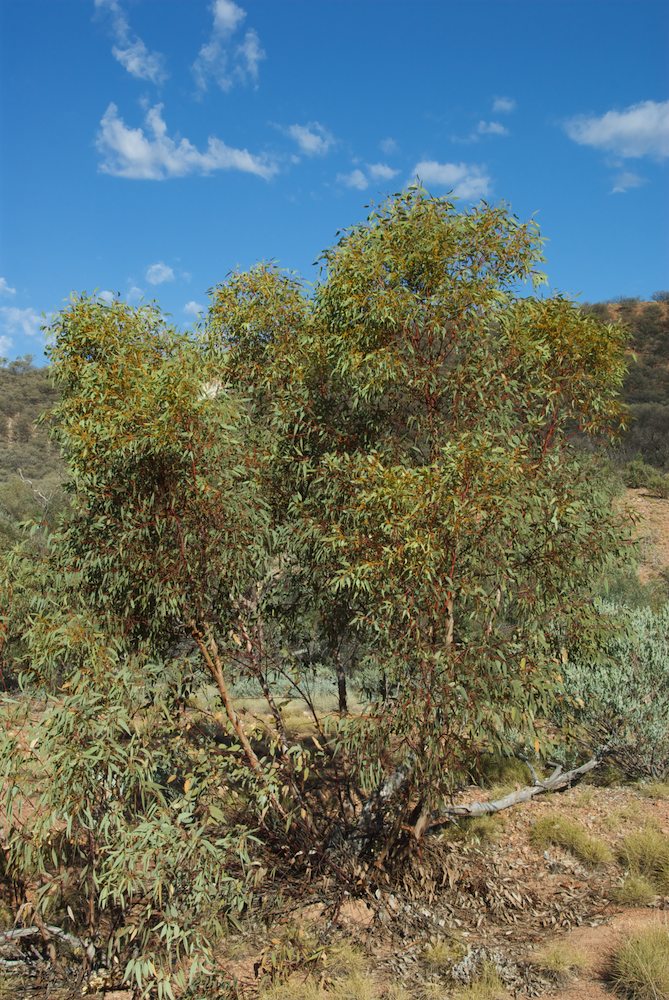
558, 602, 669, 779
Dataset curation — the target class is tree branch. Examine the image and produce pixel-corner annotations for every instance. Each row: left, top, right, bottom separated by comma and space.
426, 757, 600, 833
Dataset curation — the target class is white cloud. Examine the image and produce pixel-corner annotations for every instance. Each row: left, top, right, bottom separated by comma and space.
184, 300, 205, 318
612, 170, 646, 194
0, 277, 16, 296
0, 306, 42, 338
337, 168, 368, 191
477, 120, 508, 137
0, 335, 12, 357
146, 262, 175, 286
213, 0, 245, 33
192, 0, 264, 92
368, 162, 399, 180
237, 29, 264, 85
410, 161, 491, 200
287, 122, 335, 157
99, 289, 116, 303
380, 137, 398, 155
492, 96, 516, 113
127, 285, 144, 302
96, 102, 277, 180
95, 0, 167, 84
565, 100, 669, 159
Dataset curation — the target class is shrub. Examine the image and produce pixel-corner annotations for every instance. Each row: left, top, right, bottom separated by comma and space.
622, 458, 660, 489
609, 925, 669, 999
530, 815, 614, 866
558, 603, 669, 779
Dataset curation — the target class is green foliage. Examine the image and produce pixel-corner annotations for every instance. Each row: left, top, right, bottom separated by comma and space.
558, 603, 669, 778
0, 619, 257, 997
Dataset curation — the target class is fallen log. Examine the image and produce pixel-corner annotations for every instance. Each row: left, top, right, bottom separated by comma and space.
0, 924, 94, 958
426, 757, 600, 833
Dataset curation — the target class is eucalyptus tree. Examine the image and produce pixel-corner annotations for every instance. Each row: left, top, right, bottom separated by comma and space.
0, 192, 630, 994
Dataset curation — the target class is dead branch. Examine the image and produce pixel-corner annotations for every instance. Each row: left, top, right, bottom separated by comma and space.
427, 757, 600, 833
0, 924, 92, 957
17, 469, 53, 510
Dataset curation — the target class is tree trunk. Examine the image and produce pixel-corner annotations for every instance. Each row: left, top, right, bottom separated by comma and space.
336, 653, 348, 714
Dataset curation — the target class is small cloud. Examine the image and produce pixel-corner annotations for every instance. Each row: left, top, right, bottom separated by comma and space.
367, 162, 399, 180
99, 289, 116, 303
146, 262, 174, 285
409, 161, 491, 200
184, 300, 205, 318
612, 170, 645, 194
127, 285, 144, 302
95, 0, 168, 84
492, 96, 516, 113
0, 335, 12, 357
0, 277, 16, 296
212, 0, 245, 33
337, 168, 368, 190
286, 122, 335, 157
237, 29, 264, 86
192, 0, 264, 92
476, 120, 508, 137
0, 306, 42, 338
96, 102, 278, 180
565, 99, 669, 159
380, 137, 398, 155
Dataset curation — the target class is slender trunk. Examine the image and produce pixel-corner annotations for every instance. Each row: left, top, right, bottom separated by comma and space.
336, 653, 348, 715
190, 620, 286, 817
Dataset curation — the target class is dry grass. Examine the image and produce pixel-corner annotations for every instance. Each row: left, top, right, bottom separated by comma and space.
609, 924, 669, 999
451, 962, 508, 999
618, 829, 669, 893
443, 815, 503, 846
532, 941, 588, 976
637, 781, 669, 801
421, 937, 466, 973
613, 874, 658, 907
530, 815, 615, 867
479, 756, 532, 789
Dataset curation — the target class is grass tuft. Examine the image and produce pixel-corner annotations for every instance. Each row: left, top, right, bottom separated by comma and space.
478, 755, 532, 789
609, 925, 669, 999
443, 816, 502, 846
613, 874, 658, 907
532, 942, 587, 977
451, 961, 508, 999
422, 937, 466, 973
618, 828, 669, 893
530, 815, 614, 867
637, 781, 669, 801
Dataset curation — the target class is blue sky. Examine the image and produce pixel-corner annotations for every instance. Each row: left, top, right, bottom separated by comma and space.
1, 0, 668, 362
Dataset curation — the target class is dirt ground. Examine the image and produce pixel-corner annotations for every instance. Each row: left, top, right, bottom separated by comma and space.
545, 909, 668, 1000
625, 487, 669, 582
